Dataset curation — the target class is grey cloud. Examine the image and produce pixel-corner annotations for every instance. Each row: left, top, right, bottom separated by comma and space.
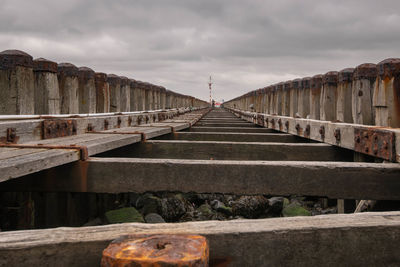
1, 0, 400, 102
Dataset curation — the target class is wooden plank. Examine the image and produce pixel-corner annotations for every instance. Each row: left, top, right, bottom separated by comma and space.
8, 158, 400, 200
0, 212, 399, 266
195, 122, 258, 127
0, 147, 48, 160
158, 132, 304, 142
23, 132, 142, 156
189, 126, 276, 133
101, 140, 352, 161
0, 149, 79, 183
81, 134, 142, 156
143, 122, 190, 132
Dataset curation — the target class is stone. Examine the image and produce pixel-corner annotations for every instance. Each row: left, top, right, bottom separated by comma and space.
195, 203, 215, 220
232, 196, 269, 219
282, 202, 311, 217
267, 197, 284, 214
144, 213, 166, 224
135, 193, 161, 215
105, 207, 144, 224
210, 200, 232, 216
160, 195, 188, 221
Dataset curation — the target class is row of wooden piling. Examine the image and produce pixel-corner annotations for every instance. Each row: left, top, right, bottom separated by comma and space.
0, 50, 208, 115
225, 58, 400, 128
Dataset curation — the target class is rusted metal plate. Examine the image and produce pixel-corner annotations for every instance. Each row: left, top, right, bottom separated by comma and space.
101, 234, 209, 267
354, 128, 396, 161
42, 120, 77, 139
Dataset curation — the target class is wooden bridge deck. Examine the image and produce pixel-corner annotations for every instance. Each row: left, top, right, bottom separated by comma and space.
1, 108, 400, 266
0, 109, 207, 183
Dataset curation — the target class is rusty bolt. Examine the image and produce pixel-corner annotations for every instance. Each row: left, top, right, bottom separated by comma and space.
319, 126, 325, 138
383, 141, 389, 150
334, 129, 341, 142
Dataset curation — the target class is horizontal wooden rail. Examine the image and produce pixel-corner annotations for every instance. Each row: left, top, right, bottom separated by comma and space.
3, 158, 400, 200
226, 108, 400, 162
0, 212, 399, 266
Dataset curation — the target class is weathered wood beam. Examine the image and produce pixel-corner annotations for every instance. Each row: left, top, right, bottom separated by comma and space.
0, 107, 206, 144
189, 126, 275, 133
157, 132, 304, 142
195, 122, 256, 127
100, 140, 352, 161
0, 148, 80, 183
0, 212, 399, 266
4, 158, 400, 200
227, 108, 400, 162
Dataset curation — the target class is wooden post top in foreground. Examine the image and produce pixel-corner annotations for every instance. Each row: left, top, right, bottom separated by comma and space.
101, 234, 209, 267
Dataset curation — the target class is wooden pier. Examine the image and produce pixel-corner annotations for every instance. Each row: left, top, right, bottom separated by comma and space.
0, 50, 400, 266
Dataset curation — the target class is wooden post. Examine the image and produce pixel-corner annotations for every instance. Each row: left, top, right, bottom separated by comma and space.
352, 63, 377, 125
129, 79, 137, 111
262, 87, 268, 114
78, 67, 96, 114
288, 80, 298, 117
136, 81, 146, 111
153, 85, 158, 110
321, 71, 338, 121
299, 77, 311, 118
58, 63, 79, 114
255, 89, 262, 113
0, 50, 35, 115
336, 68, 354, 123
165, 89, 171, 109
275, 83, 284, 115
101, 235, 209, 267
143, 82, 151, 110
310, 75, 322, 120
107, 74, 121, 112
282, 82, 291, 116
373, 58, 400, 127
95, 72, 110, 113
120, 76, 130, 112
160, 86, 166, 110
268, 85, 274, 114
33, 58, 60, 114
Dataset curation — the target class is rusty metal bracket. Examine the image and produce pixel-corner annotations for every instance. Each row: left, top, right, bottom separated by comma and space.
0, 143, 88, 161
354, 128, 396, 161
42, 119, 77, 139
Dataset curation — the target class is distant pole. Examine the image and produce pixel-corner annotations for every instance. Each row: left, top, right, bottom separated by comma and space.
208, 76, 212, 105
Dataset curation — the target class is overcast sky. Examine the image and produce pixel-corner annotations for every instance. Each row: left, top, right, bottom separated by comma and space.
1, 0, 399, 102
